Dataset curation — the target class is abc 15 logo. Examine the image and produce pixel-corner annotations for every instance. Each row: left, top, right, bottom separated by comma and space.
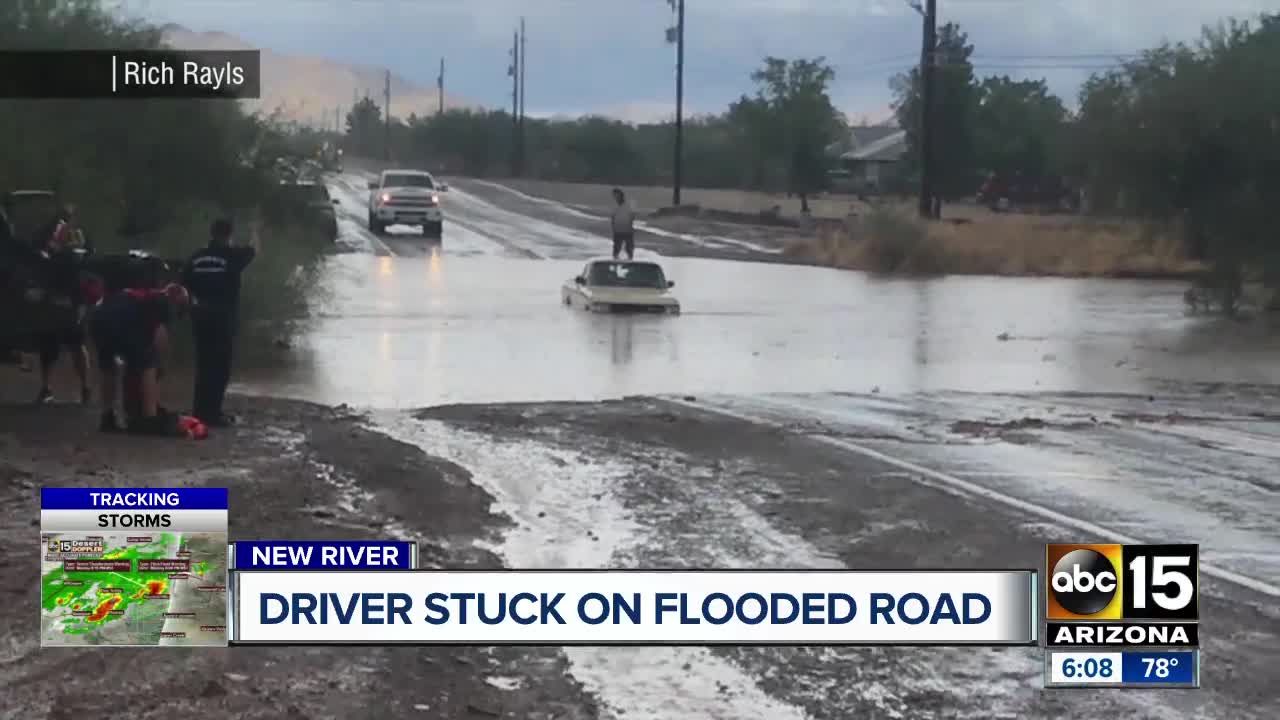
1046, 544, 1199, 621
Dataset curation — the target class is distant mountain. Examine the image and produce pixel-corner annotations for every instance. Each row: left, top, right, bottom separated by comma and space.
159, 24, 481, 127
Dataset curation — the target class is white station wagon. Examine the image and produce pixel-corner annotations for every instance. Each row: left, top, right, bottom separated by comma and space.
562, 258, 680, 315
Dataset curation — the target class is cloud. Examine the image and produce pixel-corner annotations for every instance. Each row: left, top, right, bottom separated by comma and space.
121, 0, 1276, 119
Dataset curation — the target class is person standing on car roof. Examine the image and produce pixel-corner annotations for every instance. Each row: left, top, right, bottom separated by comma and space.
610, 188, 635, 260
181, 217, 257, 427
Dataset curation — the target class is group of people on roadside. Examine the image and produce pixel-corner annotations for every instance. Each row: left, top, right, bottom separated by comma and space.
1, 205, 255, 436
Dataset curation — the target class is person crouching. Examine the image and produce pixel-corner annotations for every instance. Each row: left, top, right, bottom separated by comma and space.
90, 283, 190, 434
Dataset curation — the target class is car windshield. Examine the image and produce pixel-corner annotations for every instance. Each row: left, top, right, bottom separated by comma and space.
384, 173, 434, 189
588, 262, 667, 289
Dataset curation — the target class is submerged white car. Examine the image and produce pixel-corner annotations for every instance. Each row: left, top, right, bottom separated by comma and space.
562, 258, 680, 314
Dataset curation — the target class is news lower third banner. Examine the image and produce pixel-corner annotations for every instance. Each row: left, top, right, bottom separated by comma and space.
0, 50, 261, 99
228, 570, 1038, 645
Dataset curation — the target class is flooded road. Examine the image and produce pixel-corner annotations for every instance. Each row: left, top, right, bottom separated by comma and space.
239, 172, 1280, 719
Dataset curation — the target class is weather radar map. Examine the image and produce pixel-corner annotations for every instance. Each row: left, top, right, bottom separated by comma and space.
40, 531, 228, 646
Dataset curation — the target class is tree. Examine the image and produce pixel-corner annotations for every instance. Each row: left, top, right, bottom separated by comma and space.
345, 97, 383, 158
0, 0, 267, 238
725, 95, 779, 190
1070, 12, 1280, 310
973, 77, 1068, 179
891, 23, 981, 202
748, 56, 846, 212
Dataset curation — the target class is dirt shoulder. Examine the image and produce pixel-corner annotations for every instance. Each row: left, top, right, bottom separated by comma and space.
4, 368, 1277, 717
0, 372, 598, 720
417, 397, 1279, 720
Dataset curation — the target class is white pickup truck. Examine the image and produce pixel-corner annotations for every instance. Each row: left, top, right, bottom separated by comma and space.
366, 169, 448, 238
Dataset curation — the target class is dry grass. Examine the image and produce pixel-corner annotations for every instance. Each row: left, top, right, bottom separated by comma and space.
785, 204, 1206, 278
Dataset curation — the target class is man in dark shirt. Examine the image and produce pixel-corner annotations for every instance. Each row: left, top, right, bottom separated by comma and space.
181, 218, 256, 426
90, 284, 189, 433
33, 213, 91, 405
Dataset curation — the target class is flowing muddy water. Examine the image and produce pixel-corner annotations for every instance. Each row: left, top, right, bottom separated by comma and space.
230, 175, 1280, 719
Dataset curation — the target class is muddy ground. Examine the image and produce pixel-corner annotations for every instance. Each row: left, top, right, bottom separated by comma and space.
0, 369, 599, 720
3, 363, 1279, 718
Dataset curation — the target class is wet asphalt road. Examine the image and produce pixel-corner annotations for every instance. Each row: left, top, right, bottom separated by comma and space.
241, 171, 1280, 719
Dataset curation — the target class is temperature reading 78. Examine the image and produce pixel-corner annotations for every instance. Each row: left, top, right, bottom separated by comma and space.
1141, 656, 1180, 679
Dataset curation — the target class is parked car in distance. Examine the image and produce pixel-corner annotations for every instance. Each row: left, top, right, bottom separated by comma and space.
278, 180, 339, 241
562, 258, 680, 314
3, 190, 60, 247
367, 169, 446, 238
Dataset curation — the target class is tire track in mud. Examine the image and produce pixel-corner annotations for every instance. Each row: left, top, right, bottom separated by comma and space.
668, 393, 1280, 600
380, 398, 1260, 720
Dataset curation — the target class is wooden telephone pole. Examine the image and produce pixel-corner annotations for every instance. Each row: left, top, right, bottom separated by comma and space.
509, 29, 519, 175
437, 58, 445, 115
917, 0, 937, 219
671, 0, 685, 206
518, 18, 526, 176
383, 69, 391, 162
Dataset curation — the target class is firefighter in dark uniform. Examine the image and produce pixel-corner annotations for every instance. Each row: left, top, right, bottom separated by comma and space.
181, 218, 256, 427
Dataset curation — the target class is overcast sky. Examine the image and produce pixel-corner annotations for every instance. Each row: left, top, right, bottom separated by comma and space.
117, 0, 1276, 122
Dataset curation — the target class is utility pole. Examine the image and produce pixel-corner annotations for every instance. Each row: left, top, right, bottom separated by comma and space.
519, 17, 526, 176
917, 0, 937, 219
437, 57, 445, 115
509, 29, 519, 175
384, 69, 391, 162
665, 0, 685, 206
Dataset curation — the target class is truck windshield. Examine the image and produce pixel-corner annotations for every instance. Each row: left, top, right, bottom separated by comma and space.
383, 174, 434, 189
589, 262, 667, 289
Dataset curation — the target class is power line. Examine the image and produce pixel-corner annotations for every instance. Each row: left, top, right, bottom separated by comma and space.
972, 53, 1139, 60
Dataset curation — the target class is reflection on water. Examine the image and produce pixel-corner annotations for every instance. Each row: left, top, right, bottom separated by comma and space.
611, 319, 633, 366
428, 245, 442, 286
243, 254, 1280, 409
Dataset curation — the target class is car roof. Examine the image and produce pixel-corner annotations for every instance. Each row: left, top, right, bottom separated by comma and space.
383, 169, 432, 176
587, 257, 661, 266
7, 190, 55, 196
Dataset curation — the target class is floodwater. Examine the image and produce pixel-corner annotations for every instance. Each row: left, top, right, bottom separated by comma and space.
233, 171, 1280, 592
232, 174, 1280, 720
240, 174, 1280, 408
